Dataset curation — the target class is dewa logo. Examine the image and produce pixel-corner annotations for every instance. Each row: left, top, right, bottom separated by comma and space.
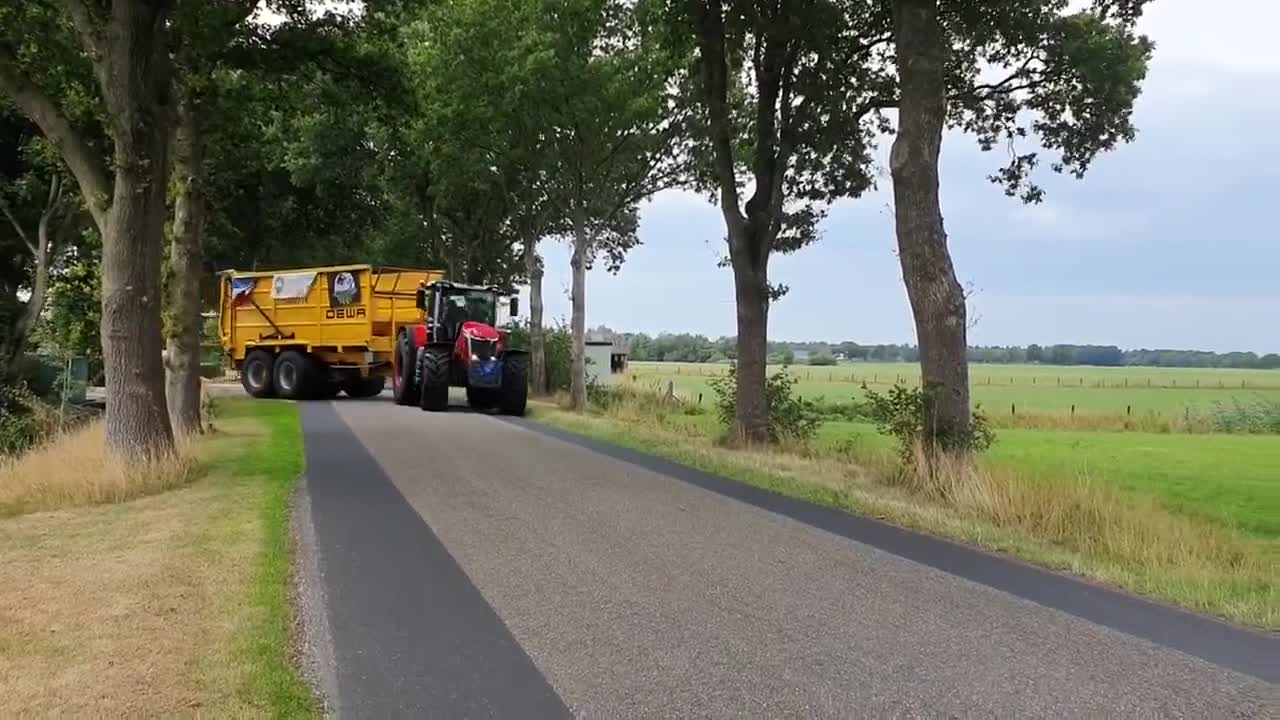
326, 270, 365, 319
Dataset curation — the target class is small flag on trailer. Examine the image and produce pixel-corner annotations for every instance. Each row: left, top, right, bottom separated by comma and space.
231, 278, 256, 305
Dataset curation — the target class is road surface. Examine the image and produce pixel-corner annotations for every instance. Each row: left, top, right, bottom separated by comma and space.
295, 397, 1277, 718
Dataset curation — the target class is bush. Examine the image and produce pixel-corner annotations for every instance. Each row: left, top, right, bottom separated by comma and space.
807, 352, 837, 366
0, 383, 61, 457
505, 320, 573, 393
863, 382, 994, 462
1205, 396, 1280, 434
708, 364, 821, 444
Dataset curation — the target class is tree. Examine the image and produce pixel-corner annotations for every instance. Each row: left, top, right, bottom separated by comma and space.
0, 1, 179, 454
544, 0, 687, 410
658, 0, 894, 442
888, 0, 1151, 448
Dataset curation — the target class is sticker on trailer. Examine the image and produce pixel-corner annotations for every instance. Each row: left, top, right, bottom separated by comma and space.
271, 271, 317, 299
230, 278, 256, 305
328, 270, 361, 308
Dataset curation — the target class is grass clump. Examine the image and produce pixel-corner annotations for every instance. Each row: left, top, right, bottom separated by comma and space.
0, 421, 198, 517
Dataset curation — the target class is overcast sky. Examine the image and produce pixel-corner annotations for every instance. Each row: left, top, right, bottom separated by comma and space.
532, 0, 1280, 353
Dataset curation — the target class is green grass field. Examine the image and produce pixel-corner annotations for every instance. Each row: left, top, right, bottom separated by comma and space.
624, 362, 1280, 541
626, 361, 1280, 416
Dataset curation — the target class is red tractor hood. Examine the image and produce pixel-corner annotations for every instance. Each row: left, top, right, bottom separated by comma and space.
460, 321, 500, 341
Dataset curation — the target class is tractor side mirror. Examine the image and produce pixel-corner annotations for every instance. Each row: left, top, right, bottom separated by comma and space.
415, 287, 426, 310
509, 296, 519, 318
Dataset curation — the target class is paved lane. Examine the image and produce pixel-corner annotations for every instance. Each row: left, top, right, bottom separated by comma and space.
299, 399, 1276, 717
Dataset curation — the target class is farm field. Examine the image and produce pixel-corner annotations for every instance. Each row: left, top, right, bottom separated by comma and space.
624, 361, 1280, 416
623, 362, 1280, 541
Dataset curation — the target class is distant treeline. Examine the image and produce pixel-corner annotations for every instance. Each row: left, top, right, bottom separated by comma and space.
609, 330, 1280, 369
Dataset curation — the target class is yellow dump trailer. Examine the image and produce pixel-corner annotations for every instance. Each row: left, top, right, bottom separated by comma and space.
217, 264, 444, 399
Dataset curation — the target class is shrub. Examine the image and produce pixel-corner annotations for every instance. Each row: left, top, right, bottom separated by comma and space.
1205, 396, 1280, 434
807, 351, 837, 366
708, 364, 822, 444
863, 382, 994, 462
0, 382, 62, 457
505, 320, 573, 393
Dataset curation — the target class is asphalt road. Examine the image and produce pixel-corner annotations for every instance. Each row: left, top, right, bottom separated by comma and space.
297, 397, 1277, 718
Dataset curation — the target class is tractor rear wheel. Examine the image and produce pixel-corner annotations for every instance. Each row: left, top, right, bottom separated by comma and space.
418, 346, 450, 411
392, 331, 417, 406
241, 350, 275, 398
498, 353, 529, 416
274, 350, 318, 400
344, 374, 386, 399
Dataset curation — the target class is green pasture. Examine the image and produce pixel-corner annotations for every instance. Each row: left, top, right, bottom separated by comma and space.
624, 361, 1280, 415
655, 409, 1280, 540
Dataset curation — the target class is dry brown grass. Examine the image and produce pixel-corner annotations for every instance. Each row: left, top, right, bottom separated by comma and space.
0, 422, 197, 518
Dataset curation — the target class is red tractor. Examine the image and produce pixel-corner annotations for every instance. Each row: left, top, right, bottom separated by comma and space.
390, 280, 528, 415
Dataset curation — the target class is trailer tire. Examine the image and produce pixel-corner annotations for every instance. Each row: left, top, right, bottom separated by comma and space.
344, 374, 386, 399
418, 346, 450, 412
498, 353, 528, 416
274, 350, 317, 400
392, 331, 417, 406
241, 350, 276, 398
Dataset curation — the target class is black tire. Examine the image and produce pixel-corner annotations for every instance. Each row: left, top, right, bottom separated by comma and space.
418, 346, 450, 411
392, 331, 417, 406
466, 386, 497, 411
498, 353, 529, 416
344, 374, 386, 399
241, 350, 276, 398
274, 350, 316, 400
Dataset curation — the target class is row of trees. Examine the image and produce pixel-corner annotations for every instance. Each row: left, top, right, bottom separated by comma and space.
2, 0, 1154, 456
620, 333, 1280, 369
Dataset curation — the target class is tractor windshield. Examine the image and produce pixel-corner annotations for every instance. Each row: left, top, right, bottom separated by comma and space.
441, 289, 497, 328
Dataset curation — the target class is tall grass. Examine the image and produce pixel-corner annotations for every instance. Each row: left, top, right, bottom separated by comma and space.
0, 421, 197, 517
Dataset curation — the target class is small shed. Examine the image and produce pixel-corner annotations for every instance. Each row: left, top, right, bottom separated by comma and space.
584, 336, 630, 386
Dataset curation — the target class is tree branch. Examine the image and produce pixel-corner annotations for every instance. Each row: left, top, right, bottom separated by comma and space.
0, 195, 35, 255
692, 0, 745, 230
59, 0, 106, 59
0, 47, 111, 230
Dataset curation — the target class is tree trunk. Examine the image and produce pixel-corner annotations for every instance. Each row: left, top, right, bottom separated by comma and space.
99, 4, 177, 456
1, 175, 62, 373
165, 96, 204, 438
728, 230, 770, 444
569, 204, 588, 410
891, 0, 971, 449
524, 237, 547, 395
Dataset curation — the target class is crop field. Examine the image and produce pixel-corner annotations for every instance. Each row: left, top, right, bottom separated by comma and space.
621, 361, 1280, 541
623, 361, 1280, 416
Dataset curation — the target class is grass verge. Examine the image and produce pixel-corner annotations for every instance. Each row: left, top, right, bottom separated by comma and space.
0, 398, 316, 717
530, 399, 1279, 630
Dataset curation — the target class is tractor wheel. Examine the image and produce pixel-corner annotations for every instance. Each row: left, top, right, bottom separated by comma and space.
466, 386, 497, 411
274, 350, 318, 400
392, 331, 417, 406
418, 346, 450, 412
498, 353, 529, 416
344, 374, 386, 399
241, 350, 275, 398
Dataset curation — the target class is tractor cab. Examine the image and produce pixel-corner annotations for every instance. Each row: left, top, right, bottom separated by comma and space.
414, 280, 517, 343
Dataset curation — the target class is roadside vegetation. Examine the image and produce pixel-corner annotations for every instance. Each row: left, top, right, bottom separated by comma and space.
535, 379, 1279, 630
0, 398, 315, 717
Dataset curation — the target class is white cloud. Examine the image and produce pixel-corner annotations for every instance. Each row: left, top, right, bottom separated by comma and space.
1138, 0, 1280, 74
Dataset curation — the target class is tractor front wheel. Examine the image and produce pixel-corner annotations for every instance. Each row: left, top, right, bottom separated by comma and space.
392, 331, 417, 406
498, 353, 529, 416
418, 346, 450, 412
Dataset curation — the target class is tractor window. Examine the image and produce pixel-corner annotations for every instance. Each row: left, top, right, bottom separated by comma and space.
442, 290, 497, 327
